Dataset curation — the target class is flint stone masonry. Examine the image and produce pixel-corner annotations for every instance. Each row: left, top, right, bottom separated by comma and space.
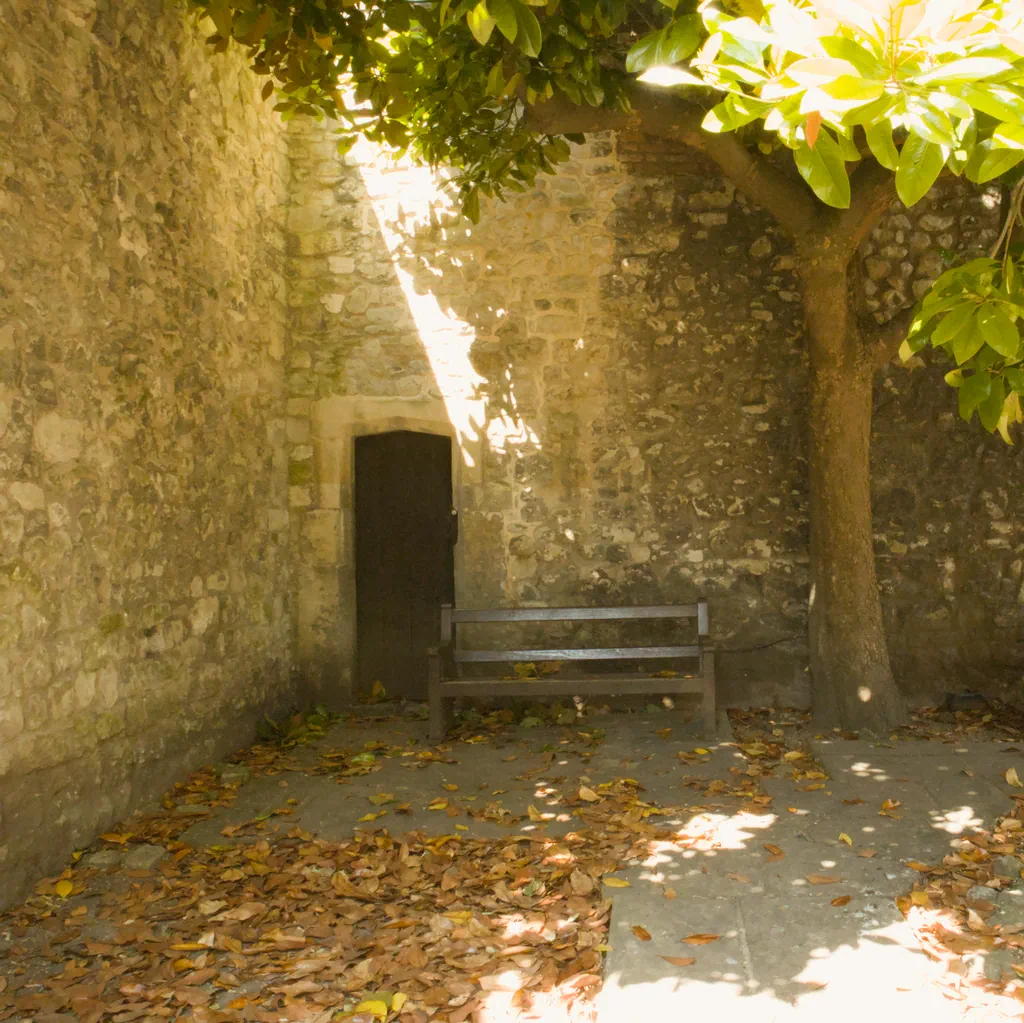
5, 0, 1024, 913
286, 124, 1024, 708
0, 0, 298, 909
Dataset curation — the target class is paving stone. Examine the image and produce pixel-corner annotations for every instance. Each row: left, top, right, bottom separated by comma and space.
123, 844, 167, 870
82, 849, 122, 869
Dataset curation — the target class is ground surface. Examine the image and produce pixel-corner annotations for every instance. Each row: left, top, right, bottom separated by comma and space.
3, 706, 1024, 1022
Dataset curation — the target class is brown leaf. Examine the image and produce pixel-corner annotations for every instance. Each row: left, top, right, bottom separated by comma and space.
682, 933, 720, 945
856, 848, 877, 858
763, 843, 784, 857
831, 895, 852, 907
663, 887, 677, 900
570, 870, 595, 896
578, 786, 601, 802
632, 926, 652, 941
727, 872, 751, 883
659, 956, 696, 967
805, 874, 840, 885
841, 798, 864, 805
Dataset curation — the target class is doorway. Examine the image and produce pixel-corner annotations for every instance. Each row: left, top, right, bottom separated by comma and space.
354, 431, 456, 700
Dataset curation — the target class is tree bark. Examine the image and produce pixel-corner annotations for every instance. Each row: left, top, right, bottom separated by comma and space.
802, 259, 905, 733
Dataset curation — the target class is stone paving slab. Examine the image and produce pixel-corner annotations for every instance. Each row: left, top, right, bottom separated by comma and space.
596, 736, 1024, 1023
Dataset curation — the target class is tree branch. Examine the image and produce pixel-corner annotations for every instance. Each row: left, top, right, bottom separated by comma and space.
831, 159, 896, 261
526, 84, 821, 241
860, 303, 915, 369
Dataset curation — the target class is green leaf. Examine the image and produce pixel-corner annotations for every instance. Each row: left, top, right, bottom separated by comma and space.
625, 16, 702, 74
793, 129, 850, 208
979, 375, 1007, 432
467, 0, 496, 45
993, 122, 1024, 150
485, 60, 505, 96
912, 57, 1012, 86
931, 302, 976, 348
978, 305, 1021, 358
513, 2, 542, 57
959, 372, 992, 422
959, 84, 1024, 124
865, 121, 899, 170
818, 76, 884, 103
953, 320, 984, 365
819, 36, 886, 78
895, 133, 944, 208
489, 0, 518, 42
702, 93, 768, 133
1005, 367, 1024, 392
966, 140, 1024, 184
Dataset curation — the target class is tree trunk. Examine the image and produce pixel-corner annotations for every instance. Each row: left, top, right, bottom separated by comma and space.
802, 262, 905, 733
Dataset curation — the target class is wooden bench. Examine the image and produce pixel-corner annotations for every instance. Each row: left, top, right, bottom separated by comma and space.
427, 602, 715, 741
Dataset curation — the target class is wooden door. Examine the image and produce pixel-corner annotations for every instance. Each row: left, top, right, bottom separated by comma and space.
355, 431, 456, 700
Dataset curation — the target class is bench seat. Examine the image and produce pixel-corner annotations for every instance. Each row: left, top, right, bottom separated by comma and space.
427, 602, 715, 740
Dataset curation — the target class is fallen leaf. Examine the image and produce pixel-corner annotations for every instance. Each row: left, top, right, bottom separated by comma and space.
1007, 768, 1023, 788
856, 848, 877, 858
839, 833, 852, 846
578, 786, 601, 802
783, 750, 806, 761
392, 993, 408, 1013
727, 872, 751, 883
55, 879, 73, 898
905, 860, 932, 872
831, 895, 851, 907
805, 874, 840, 885
368, 793, 394, 805
663, 887, 677, 900
358, 811, 387, 822
570, 869, 595, 895
355, 1000, 390, 1019
881, 799, 902, 811
683, 934, 720, 945
764, 843, 784, 859
632, 926, 652, 941
842, 798, 864, 806
603, 877, 631, 888
911, 890, 931, 906
443, 783, 459, 791
100, 833, 133, 845
659, 956, 696, 967
694, 748, 709, 755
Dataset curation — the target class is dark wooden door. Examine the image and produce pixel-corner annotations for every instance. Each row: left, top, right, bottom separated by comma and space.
355, 431, 455, 700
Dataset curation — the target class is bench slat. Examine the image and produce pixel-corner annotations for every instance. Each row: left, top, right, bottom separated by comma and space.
437, 674, 704, 697
449, 604, 700, 623
453, 645, 700, 662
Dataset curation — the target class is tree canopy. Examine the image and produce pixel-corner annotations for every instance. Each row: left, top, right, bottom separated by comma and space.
193, 0, 1024, 438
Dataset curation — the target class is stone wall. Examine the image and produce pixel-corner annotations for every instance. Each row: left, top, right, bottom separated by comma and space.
286, 124, 1024, 708
0, 0, 295, 908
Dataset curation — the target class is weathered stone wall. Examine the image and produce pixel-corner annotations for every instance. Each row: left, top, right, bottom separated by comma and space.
0, 0, 295, 908
287, 124, 1024, 708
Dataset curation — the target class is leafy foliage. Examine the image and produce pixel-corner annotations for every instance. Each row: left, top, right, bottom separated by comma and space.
191, 0, 1024, 437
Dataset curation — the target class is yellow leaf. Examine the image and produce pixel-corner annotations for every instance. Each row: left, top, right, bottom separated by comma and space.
370, 680, 386, 700
881, 799, 901, 811
694, 748, 709, 755
443, 784, 459, 791
171, 942, 209, 951
172, 958, 194, 972
368, 793, 394, 805
354, 1000, 389, 1019
427, 799, 448, 811
839, 833, 852, 846
906, 860, 932, 872
392, 993, 408, 1013
603, 877, 631, 888
55, 879, 73, 898
578, 786, 600, 802
783, 750, 806, 761
911, 890, 931, 906
100, 833, 132, 845
1006, 767, 1023, 788
358, 811, 387, 822
455, 824, 468, 831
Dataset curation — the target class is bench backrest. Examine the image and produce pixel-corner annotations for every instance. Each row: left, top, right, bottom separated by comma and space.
440, 601, 709, 652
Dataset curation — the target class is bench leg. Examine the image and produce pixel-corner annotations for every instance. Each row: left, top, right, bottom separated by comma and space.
428, 652, 452, 743
702, 650, 717, 737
